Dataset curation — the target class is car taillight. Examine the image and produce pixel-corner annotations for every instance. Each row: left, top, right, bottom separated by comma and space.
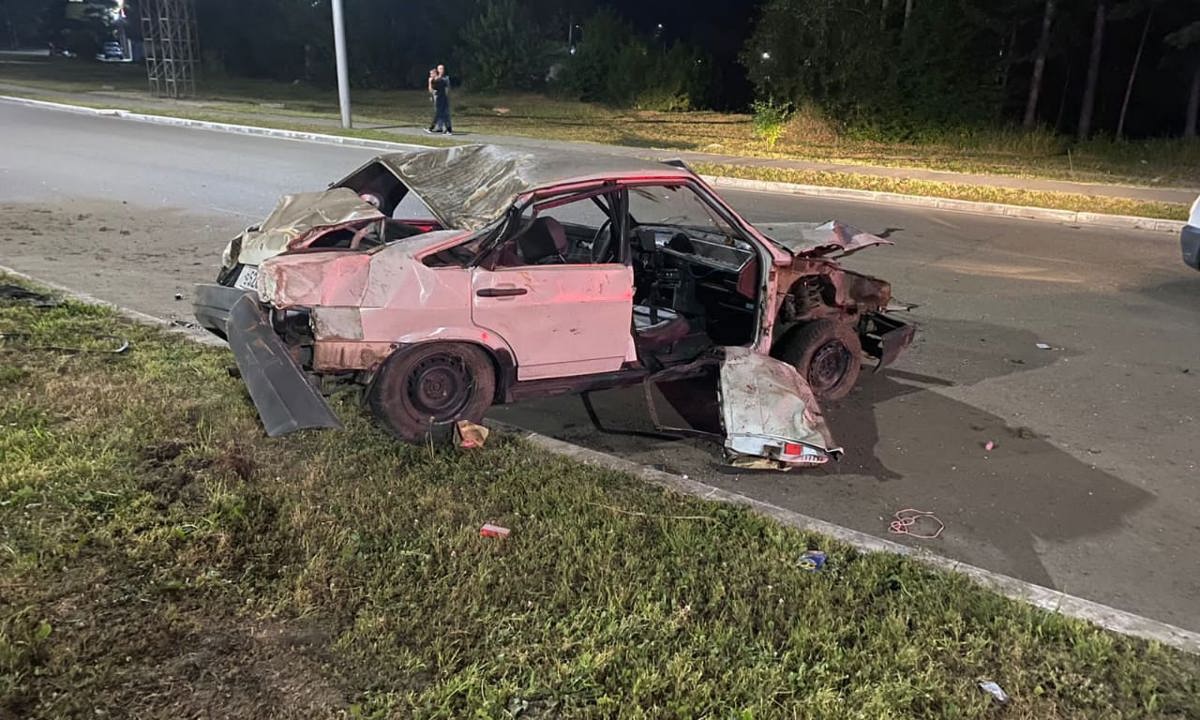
783, 442, 805, 456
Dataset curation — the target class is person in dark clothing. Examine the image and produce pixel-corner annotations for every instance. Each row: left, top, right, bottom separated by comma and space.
428, 64, 452, 135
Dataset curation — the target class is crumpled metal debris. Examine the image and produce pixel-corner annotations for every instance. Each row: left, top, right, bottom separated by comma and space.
455, 420, 490, 449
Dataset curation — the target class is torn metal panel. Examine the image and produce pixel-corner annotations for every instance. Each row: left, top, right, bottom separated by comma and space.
234, 188, 384, 267
368, 145, 694, 231
226, 294, 343, 436
759, 221, 891, 258
718, 346, 840, 467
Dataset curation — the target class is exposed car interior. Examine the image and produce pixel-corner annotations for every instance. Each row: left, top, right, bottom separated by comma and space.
305, 218, 430, 251
482, 183, 763, 369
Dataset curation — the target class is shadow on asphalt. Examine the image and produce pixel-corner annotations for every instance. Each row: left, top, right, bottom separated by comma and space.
1134, 275, 1200, 314
492, 315, 1154, 590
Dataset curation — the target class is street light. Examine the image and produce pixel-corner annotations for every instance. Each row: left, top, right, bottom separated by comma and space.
761, 51, 771, 61
331, 0, 352, 129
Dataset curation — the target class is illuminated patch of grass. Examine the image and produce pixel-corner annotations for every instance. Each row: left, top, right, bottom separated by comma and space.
695, 162, 1191, 221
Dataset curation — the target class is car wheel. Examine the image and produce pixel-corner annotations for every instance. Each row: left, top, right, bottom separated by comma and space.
775, 319, 863, 401
367, 343, 496, 443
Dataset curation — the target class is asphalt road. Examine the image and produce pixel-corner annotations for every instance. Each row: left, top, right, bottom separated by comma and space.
3, 100, 1198, 631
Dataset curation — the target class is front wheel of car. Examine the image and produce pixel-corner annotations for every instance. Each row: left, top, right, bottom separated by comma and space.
774, 319, 863, 402
367, 343, 496, 443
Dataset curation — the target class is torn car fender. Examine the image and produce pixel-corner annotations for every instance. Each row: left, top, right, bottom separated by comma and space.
718, 346, 841, 468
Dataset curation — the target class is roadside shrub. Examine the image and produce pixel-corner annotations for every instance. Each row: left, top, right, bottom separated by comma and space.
780, 101, 840, 146
752, 99, 793, 147
553, 7, 711, 111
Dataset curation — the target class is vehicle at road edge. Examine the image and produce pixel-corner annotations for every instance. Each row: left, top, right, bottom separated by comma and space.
193, 145, 915, 469
1182, 194, 1200, 271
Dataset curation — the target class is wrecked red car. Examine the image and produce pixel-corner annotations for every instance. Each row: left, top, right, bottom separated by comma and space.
193, 145, 913, 468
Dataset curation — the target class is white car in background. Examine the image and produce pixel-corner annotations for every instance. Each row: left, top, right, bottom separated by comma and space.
1184, 195, 1200, 270
1180, 195, 1200, 271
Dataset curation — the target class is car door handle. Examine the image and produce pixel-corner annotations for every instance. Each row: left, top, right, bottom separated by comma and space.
476, 287, 528, 298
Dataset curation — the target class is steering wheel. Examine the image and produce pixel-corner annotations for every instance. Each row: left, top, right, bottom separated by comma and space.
589, 219, 614, 263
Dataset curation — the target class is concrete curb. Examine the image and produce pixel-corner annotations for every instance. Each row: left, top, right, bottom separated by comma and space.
4, 262, 1198, 656
0, 94, 430, 154
2, 94, 1188, 235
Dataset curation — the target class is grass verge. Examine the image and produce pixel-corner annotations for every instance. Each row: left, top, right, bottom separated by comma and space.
2, 278, 1199, 719
694, 163, 1192, 222
3, 57, 1200, 190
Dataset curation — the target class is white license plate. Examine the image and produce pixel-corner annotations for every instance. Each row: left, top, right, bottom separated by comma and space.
233, 265, 259, 291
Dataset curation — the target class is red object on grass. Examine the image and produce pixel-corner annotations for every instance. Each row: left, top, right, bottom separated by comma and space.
480, 523, 510, 539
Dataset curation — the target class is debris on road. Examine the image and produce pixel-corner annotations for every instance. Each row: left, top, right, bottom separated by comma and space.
479, 523, 510, 539
978, 681, 1010, 703
1036, 342, 1052, 350
888, 509, 944, 539
455, 420, 489, 449
798, 550, 827, 571
984, 440, 996, 451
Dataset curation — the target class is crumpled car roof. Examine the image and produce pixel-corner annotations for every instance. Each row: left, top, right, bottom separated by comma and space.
375, 144, 691, 231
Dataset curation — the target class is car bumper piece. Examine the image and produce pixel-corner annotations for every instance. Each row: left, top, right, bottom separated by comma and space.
226, 293, 343, 437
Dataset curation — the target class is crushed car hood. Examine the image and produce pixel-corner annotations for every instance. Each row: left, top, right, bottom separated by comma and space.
757, 221, 891, 258
233, 188, 384, 267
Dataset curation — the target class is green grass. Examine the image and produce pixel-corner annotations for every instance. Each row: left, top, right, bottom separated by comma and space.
3, 57, 1200, 189
2, 278, 1199, 718
694, 163, 1192, 222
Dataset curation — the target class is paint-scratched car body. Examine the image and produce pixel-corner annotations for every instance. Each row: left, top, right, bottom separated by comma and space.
194, 145, 914, 468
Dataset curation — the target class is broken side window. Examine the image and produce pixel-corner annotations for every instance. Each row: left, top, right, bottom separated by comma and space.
489, 188, 621, 268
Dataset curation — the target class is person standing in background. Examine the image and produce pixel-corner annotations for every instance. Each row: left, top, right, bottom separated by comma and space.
432, 64, 452, 135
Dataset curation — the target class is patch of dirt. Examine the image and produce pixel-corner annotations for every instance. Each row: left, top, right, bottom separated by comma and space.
138, 440, 202, 508
214, 444, 256, 481
136, 441, 257, 509
0, 200, 239, 325
142, 617, 347, 719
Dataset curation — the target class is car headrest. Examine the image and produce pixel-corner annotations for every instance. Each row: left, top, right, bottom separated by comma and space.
519, 216, 567, 263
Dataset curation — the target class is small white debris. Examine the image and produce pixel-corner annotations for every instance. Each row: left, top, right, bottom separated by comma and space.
979, 681, 1009, 703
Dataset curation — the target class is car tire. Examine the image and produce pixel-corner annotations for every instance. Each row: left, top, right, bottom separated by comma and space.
774, 318, 863, 401
367, 343, 496, 443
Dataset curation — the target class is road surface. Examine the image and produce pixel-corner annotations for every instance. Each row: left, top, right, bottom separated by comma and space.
2, 100, 1197, 631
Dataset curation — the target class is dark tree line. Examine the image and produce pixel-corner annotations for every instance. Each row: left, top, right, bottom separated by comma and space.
9, 0, 1198, 139
744, 0, 1199, 139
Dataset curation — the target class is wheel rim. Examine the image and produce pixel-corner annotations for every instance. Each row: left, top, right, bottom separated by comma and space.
807, 340, 852, 394
406, 353, 474, 421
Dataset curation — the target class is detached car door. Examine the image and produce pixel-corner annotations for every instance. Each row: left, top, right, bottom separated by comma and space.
471, 189, 634, 381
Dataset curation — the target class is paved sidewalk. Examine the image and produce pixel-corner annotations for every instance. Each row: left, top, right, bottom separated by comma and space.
2, 79, 1197, 206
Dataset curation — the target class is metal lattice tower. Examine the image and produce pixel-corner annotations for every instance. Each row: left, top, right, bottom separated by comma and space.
141, 0, 198, 98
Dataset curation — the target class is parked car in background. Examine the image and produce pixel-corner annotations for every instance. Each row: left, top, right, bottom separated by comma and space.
96, 41, 124, 61
194, 145, 915, 469
1183, 195, 1200, 271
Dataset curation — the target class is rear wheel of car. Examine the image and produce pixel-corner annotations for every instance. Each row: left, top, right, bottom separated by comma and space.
775, 319, 863, 401
367, 343, 496, 443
